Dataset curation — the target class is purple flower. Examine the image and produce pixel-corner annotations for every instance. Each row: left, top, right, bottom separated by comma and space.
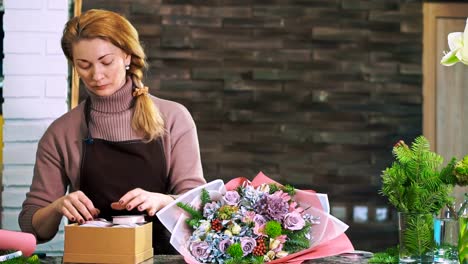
283, 211, 305, 230
253, 214, 267, 226
218, 238, 232, 253
240, 237, 257, 256
223, 191, 241, 206
266, 194, 289, 221
190, 241, 211, 260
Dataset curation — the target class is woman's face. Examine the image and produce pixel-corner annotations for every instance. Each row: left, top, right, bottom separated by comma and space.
72, 38, 131, 97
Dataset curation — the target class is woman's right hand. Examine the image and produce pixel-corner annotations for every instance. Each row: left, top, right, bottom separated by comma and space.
52, 191, 100, 224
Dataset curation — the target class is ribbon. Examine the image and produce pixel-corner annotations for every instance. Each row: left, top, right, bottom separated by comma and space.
133, 86, 149, 97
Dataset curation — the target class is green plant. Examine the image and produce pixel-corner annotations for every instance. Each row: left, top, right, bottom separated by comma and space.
401, 213, 434, 256
381, 136, 453, 214
368, 247, 399, 263
380, 136, 453, 260
0, 251, 40, 264
459, 216, 468, 264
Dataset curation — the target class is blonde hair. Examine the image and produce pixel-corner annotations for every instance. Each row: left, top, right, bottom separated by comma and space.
61, 9, 164, 141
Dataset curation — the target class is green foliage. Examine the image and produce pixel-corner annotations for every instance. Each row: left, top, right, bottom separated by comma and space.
0, 253, 40, 264
265, 220, 282, 238
454, 155, 468, 186
226, 243, 243, 258
218, 205, 238, 220
380, 136, 453, 214
401, 214, 434, 255
440, 157, 458, 185
368, 247, 399, 263
177, 188, 213, 229
200, 188, 211, 209
268, 184, 280, 194
283, 223, 311, 253
283, 184, 296, 196
459, 217, 468, 264
225, 256, 264, 264
176, 202, 203, 228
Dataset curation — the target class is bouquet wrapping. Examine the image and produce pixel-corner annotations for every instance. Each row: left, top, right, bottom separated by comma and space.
0, 229, 36, 256
157, 172, 353, 264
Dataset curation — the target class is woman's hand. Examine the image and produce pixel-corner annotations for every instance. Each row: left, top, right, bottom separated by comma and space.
110, 188, 174, 216
52, 191, 100, 224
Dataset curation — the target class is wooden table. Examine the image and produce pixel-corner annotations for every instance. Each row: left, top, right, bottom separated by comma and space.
40, 254, 369, 263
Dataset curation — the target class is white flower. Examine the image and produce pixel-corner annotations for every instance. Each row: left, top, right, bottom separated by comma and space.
276, 251, 289, 258
231, 223, 241, 235
199, 220, 211, 232
441, 18, 468, 66
257, 183, 270, 193
224, 230, 233, 237
264, 250, 276, 261
269, 238, 281, 250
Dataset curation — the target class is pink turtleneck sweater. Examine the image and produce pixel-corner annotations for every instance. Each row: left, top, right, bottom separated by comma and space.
19, 78, 206, 241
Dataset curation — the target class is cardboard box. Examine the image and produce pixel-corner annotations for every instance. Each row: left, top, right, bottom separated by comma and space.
63, 222, 153, 264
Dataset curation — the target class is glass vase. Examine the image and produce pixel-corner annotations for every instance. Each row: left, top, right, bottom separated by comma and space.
398, 212, 434, 263
433, 216, 459, 263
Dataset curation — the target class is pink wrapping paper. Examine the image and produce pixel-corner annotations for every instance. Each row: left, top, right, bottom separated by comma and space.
159, 172, 354, 264
0, 229, 37, 256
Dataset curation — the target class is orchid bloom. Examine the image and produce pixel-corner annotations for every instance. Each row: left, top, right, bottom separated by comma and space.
441, 18, 468, 66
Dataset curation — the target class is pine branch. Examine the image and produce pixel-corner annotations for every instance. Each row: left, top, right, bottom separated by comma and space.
200, 188, 211, 209
282, 184, 296, 196
176, 202, 203, 220
381, 136, 452, 214
283, 224, 311, 253
440, 157, 457, 185
283, 236, 310, 253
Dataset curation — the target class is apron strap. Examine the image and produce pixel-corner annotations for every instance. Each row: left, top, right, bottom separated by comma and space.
83, 98, 94, 144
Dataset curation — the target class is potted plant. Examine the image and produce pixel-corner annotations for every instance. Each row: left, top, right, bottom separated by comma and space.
381, 136, 454, 263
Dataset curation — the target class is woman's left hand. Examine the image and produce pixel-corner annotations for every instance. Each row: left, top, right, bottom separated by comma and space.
110, 188, 174, 216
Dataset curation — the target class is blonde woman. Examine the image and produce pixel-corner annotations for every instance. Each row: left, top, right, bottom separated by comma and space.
19, 9, 206, 254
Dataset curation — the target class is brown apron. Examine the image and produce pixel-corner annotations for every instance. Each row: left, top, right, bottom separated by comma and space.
79, 98, 177, 254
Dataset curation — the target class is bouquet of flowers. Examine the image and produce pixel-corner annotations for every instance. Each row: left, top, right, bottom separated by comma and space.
157, 172, 353, 264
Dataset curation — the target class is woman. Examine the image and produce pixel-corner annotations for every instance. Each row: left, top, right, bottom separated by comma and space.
18, 9, 206, 254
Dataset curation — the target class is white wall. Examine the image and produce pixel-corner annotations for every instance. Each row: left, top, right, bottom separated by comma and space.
2, 0, 70, 254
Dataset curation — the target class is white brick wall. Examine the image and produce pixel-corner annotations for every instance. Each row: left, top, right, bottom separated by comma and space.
2, 0, 70, 255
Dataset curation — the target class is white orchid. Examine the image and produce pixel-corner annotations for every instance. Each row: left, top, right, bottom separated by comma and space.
441, 18, 468, 66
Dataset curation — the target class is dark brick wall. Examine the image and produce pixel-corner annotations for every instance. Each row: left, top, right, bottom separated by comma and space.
82, 0, 423, 251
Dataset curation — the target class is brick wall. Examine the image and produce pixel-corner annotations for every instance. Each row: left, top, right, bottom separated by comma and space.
1, 0, 69, 254
81, 0, 423, 251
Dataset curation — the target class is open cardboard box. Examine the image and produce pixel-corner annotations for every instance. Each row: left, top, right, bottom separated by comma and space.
63, 222, 153, 264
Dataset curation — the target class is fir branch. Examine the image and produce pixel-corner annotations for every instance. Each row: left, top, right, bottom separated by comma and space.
268, 184, 280, 194
200, 188, 211, 209
176, 202, 203, 227
381, 136, 452, 214
282, 184, 296, 196
283, 224, 311, 252
283, 236, 310, 253
402, 214, 434, 255
440, 157, 457, 185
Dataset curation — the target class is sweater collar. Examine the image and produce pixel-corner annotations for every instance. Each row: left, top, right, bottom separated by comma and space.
88, 76, 134, 113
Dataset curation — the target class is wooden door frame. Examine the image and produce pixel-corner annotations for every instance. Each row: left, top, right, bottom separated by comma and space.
423, 3, 468, 150
71, 0, 82, 109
